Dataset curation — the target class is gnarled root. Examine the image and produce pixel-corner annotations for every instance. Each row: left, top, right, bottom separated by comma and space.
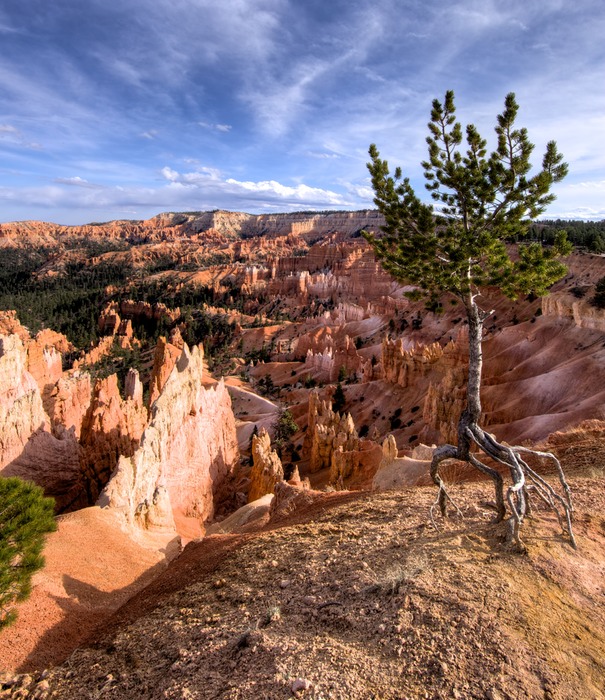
429, 422, 576, 550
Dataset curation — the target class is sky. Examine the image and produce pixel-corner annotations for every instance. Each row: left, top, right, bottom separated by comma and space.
0, 0, 604, 225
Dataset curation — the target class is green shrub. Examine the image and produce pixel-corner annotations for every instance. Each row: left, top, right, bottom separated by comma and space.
0, 477, 56, 629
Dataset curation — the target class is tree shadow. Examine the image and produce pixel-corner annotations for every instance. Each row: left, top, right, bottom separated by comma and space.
17, 557, 168, 673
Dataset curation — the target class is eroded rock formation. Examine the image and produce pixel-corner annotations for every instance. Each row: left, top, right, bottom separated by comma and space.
306, 390, 360, 473
542, 292, 605, 331
149, 331, 185, 405
381, 337, 444, 388
0, 332, 86, 511
0, 333, 49, 467
79, 372, 148, 502
99, 344, 239, 534
329, 439, 383, 489
248, 429, 284, 503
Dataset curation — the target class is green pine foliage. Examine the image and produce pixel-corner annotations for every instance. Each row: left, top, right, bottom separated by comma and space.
364, 91, 572, 308
274, 409, 298, 444
0, 477, 57, 629
332, 382, 346, 413
273, 409, 299, 457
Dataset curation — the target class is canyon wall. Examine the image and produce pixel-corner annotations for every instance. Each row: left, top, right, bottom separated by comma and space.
0, 209, 384, 245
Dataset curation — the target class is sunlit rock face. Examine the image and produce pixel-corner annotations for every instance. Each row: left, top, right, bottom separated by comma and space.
306, 390, 360, 474
248, 428, 283, 503
542, 292, 605, 331
0, 333, 48, 468
0, 332, 86, 511
99, 344, 239, 534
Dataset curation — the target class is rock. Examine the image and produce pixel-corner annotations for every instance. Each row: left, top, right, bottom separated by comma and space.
79, 373, 148, 502
306, 390, 360, 473
0, 334, 48, 468
292, 678, 312, 693
149, 335, 184, 405
99, 344, 239, 534
372, 436, 433, 491
542, 291, 605, 331
382, 336, 444, 388
46, 372, 92, 440
248, 429, 284, 503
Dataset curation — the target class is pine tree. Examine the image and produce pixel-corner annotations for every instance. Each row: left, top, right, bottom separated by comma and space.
332, 382, 346, 413
273, 409, 298, 458
0, 477, 57, 629
364, 91, 575, 550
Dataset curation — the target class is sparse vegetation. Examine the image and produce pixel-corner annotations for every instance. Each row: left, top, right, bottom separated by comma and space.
591, 275, 605, 309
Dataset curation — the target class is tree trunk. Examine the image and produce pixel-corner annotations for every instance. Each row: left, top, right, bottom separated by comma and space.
464, 299, 483, 423
429, 295, 576, 550
456, 297, 484, 462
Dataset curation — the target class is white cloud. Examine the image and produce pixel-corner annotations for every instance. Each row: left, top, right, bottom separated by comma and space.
0, 122, 41, 150
160, 166, 179, 182
225, 178, 348, 205
198, 122, 232, 133
0, 163, 361, 224
54, 176, 102, 189
304, 151, 340, 160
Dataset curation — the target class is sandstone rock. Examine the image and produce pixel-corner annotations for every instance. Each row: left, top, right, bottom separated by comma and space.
46, 372, 92, 440
99, 344, 239, 534
149, 335, 185, 405
2, 428, 86, 512
248, 429, 284, 503
542, 292, 605, 331
26, 329, 70, 399
0, 331, 89, 510
329, 439, 383, 490
381, 337, 444, 388
269, 480, 315, 523
205, 493, 273, 535
72, 335, 115, 370
372, 435, 432, 491
79, 372, 148, 502
306, 391, 360, 473
0, 334, 48, 467
423, 365, 467, 445
0, 310, 30, 341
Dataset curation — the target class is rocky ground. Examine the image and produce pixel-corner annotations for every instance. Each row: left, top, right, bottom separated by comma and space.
3, 467, 604, 700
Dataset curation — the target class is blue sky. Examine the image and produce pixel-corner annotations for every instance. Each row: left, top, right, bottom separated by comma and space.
0, 0, 604, 225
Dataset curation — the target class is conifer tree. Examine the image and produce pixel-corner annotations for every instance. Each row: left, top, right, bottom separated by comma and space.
332, 382, 346, 413
273, 408, 299, 458
0, 477, 57, 629
364, 91, 575, 549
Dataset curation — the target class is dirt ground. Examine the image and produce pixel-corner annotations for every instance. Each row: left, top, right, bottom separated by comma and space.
3, 472, 604, 700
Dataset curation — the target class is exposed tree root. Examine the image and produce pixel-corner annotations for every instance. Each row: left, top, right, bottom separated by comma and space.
429, 418, 576, 551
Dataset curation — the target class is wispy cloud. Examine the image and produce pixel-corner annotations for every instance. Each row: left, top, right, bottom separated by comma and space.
199, 122, 232, 133
54, 176, 103, 189
0, 0, 603, 223
0, 123, 41, 150
0, 162, 360, 223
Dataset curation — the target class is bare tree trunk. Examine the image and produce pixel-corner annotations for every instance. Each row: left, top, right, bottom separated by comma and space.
430, 296, 575, 550
464, 297, 483, 423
